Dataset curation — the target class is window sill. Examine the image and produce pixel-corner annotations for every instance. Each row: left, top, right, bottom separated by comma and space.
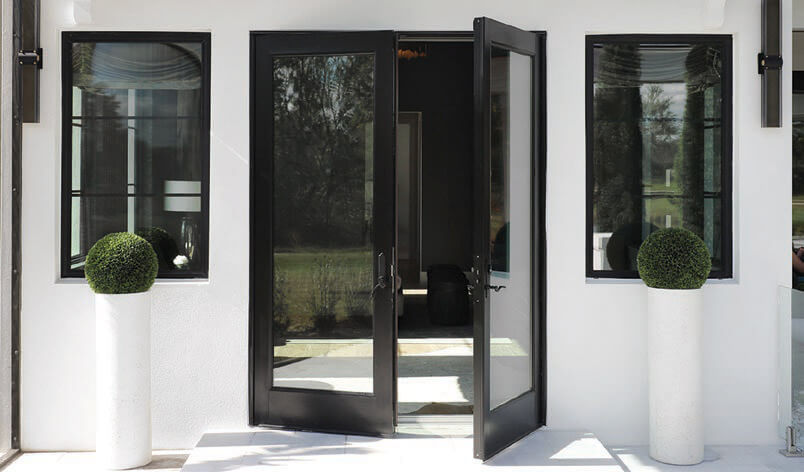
585, 278, 644, 285
585, 277, 737, 286
56, 278, 210, 286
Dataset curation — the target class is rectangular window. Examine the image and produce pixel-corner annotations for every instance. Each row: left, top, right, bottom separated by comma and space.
61, 32, 210, 278
793, 31, 804, 270
586, 35, 732, 278
795, 68, 804, 255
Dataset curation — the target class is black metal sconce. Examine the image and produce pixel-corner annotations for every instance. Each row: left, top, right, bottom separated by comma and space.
759, 0, 783, 128
16, 0, 41, 123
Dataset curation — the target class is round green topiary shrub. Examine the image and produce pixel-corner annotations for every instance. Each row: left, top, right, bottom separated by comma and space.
637, 228, 711, 290
85, 232, 159, 294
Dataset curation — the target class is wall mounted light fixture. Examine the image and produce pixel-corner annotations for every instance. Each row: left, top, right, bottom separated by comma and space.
17, 0, 41, 123
759, 0, 783, 128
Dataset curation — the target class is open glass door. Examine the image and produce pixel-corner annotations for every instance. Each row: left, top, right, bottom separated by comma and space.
472, 18, 546, 460
251, 31, 396, 435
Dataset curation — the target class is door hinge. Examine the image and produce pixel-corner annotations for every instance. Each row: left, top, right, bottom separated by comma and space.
17, 48, 42, 69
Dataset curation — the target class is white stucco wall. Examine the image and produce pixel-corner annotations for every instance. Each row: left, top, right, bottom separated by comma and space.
0, 0, 13, 454
20, 0, 793, 450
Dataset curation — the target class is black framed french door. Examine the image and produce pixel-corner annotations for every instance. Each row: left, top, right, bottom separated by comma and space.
472, 18, 546, 460
250, 31, 396, 435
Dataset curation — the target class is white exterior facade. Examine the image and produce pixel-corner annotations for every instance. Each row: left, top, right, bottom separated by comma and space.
16, 0, 796, 451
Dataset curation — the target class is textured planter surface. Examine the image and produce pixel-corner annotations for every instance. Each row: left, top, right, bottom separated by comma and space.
648, 287, 703, 465
96, 292, 152, 470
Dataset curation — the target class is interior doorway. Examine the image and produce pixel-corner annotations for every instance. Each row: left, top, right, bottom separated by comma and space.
396, 38, 475, 417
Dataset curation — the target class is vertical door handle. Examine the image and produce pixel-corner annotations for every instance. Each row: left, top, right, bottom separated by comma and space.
371, 252, 387, 298
377, 252, 387, 288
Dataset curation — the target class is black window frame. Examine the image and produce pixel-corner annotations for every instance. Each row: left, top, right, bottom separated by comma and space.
585, 34, 733, 279
60, 31, 211, 279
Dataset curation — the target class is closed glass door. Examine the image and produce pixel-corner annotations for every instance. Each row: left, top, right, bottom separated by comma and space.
251, 31, 396, 435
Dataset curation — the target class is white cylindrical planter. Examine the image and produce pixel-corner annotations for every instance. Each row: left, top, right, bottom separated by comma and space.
647, 287, 703, 466
96, 292, 152, 470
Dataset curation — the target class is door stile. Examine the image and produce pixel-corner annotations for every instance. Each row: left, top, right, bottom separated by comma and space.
472, 17, 546, 460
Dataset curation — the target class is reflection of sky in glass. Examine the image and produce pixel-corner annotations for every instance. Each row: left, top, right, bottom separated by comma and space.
643, 83, 686, 120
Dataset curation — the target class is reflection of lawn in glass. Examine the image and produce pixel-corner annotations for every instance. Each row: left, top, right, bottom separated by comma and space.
644, 197, 683, 229
274, 248, 372, 336
793, 195, 804, 238
643, 180, 682, 195
592, 180, 685, 232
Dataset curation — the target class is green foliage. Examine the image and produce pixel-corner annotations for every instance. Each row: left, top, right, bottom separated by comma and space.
85, 232, 158, 294
307, 256, 341, 333
592, 44, 644, 232
344, 268, 372, 325
674, 44, 722, 236
637, 228, 711, 289
272, 55, 375, 249
135, 227, 179, 272
641, 85, 679, 181
273, 250, 371, 336
273, 265, 291, 341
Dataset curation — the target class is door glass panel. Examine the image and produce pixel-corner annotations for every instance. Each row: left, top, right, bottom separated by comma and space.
489, 47, 533, 409
271, 54, 375, 394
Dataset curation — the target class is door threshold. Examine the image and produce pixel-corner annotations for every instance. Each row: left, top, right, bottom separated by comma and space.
396, 415, 472, 437
398, 414, 471, 424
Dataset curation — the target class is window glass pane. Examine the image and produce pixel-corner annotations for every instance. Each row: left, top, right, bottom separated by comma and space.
67, 39, 207, 276
794, 73, 804, 256
271, 54, 376, 394
488, 48, 533, 409
396, 113, 422, 286
590, 40, 727, 274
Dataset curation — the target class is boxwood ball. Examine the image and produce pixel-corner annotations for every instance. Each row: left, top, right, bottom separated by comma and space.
85, 232, 159, 294
637, 228, 711, 290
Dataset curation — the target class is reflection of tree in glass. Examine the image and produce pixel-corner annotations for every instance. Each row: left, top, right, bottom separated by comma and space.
593, 44, 643, 233
641, 85, 679, 184
344, 268, 372, 326
675, 45, 721, 238
307, 256, 341, 334
272, 55, 375, 250
74, 45, 129, 257
793, 106, 804, 237
273, 264, 291, 343
490, 55, 509, 273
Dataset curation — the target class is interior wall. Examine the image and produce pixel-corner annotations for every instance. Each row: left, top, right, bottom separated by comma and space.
397, 41, 474, 272
20, 0, 792, 450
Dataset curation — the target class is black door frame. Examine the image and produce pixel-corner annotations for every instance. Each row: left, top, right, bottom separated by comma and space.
249, 27, 547, 446
472, 17, 547, 460
249, 30, 397, 436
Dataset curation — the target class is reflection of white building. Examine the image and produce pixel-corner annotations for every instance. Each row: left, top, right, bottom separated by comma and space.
593, 232, 614, 271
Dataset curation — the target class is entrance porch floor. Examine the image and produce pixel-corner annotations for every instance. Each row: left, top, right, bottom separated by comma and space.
1, 432, 802, 471
180, 429, 622, 471
179, 429, 804, 471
